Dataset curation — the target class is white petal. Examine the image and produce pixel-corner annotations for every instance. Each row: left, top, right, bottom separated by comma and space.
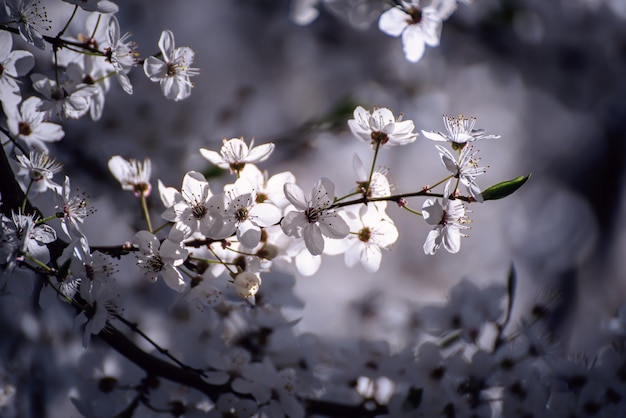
422, 198, 443, 226
295, 248, 321, 276
161, 266, 186, 292
245, 142, 275, 163
237, 220, 261, 248
303, 224, 324, 255
281, 210, 308, 237
158, 30, 175, 60
421, 130, 447, 142
284, 183, 308, 210
402, 26, 426, 63
423, 227, 442, 255
318, 212, 350, 239
378, 7, 408, 37
249, 203, 281, 227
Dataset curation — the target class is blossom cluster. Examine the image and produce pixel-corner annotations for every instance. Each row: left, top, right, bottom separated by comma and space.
2, 3, 597, 418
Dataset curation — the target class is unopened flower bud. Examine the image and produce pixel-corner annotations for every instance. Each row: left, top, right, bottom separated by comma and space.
234, 272, 261, 298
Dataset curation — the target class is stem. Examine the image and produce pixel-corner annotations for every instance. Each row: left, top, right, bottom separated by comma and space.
329, 189, 471, 210
189, 256, 231, 265
21, 180, 34, 212
22, 253, 56, 274
402, 205, 422, 216
208, 244, 237, 276
366, 141, 381, 197
141, 192, 153, 233
36, 213, 61, 224
334, 191, 360, 203
57, 5, 78, 38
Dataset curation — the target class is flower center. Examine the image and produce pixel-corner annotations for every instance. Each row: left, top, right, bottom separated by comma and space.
358, 227, 371, 243
192, 203, 208, 219
305, 208, 320, 223
235, 207, 249, 222
407, 7, 422, 25
370, 131, 389, 146
18, 122, 32, 136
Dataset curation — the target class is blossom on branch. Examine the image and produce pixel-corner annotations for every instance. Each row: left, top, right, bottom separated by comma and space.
200, 137, 275, 175
0, 31, 34, 108
15, 151, 62, 194
281, 178, 349, 256
436, 144, 487, 202
422, 183, 469, 254
143, 30, 199, 101
134, 231, 188, 292
107, 155, 152, 197
348, 106, 417, 148
5, 96, 64, 151
4, 0, 51, 49
422, 114, 501, 149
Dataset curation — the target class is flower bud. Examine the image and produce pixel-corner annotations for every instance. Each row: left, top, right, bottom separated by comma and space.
233, 272, 261, 299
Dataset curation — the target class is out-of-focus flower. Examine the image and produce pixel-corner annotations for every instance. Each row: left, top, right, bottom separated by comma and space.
422, 182, 469, 254
61, 0, 118, 13
15, 151, 62, 194
0, 31, 34, 108
348, 106, 417, 148
436, 144, 487, 201
281, 177, 349, 256
143, 30, 199, 101
134, 230, 188, 292
378, 0, 444, 63
200, 137, 275, 174
107, 155, 152, 197
5, 96, 64, 151
4, 0, 51, 49
239, 165, 296, 210
353, 154, 392, 212
422, 114, 500, 148
290, 0, 320, 25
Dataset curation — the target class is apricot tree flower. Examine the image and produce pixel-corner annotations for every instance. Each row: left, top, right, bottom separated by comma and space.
134, 231, 188, 292
281, 177, 349, 256
209, 178, 282, 248
15, 151, 62, 194
161, 171, 222, 240
378, 0, 444, 63
436, 144, 486, 202
348, 106, 417, 148
107, 155, 152, 197
422, 183, 469, 254
200, 137, 275, 174
5, 96, 64, 151
422, 114, 501, 148
0, 211, 56, 272
0, 31, 34, 107
55, 176, 90, 240
105, 16, 136, 95
143, 30, 199, 101
4, 0, 51, 49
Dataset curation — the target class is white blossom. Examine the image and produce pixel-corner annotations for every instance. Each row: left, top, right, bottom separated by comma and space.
200, 137, 275, 174
161, 171, 223, 240
209, 178, 282, 248
4, 0, 51, 49
422, 114, 501, 148
422, 182, 469, 254
348, 106, 417, 148
0, 31, 34, 108
378, 0, 444, 63
134, 231, 188, 292
436, 144, 487, 201
107, 155, 152, 197
15, 151, 62, 194
31, 72, 99, 120
55, 176, 90, 240
233, 271, 262, 299
0, 211, 56, 272
5, 96, 64, 151
61, 0, 118, 13
281, 178, 349, 256
143, 30, 199, 101
105, 16, 136, 94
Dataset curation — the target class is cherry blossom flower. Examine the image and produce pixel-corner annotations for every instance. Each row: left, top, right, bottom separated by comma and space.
5, 96, 64, 151
200, 137, 275, 174
107, 155, 152, 197
422, 114, 501, 149
4, 0, 51, 49
104, 16, 137, 95
348, 106, 417, 148
281, 177, 349, 256
239, 164, 296, 210
31, 72, 99, 119
134, 230, 188, 292
55, 176, 90, 240
353, 154, 392, 212
161, 171, 223, 240
328, 205, 399, 273
422, 183, 469, 254
15, 151, 62, 194
0, 211, 56, 272
0, 31, 34, 107
209, 178, 281, 247
143, 30, 199, 101
378, 0, 444, 63
436, 144, 487, 201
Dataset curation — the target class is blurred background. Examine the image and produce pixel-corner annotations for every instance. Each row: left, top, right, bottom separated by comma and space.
3, 0, 626, 413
